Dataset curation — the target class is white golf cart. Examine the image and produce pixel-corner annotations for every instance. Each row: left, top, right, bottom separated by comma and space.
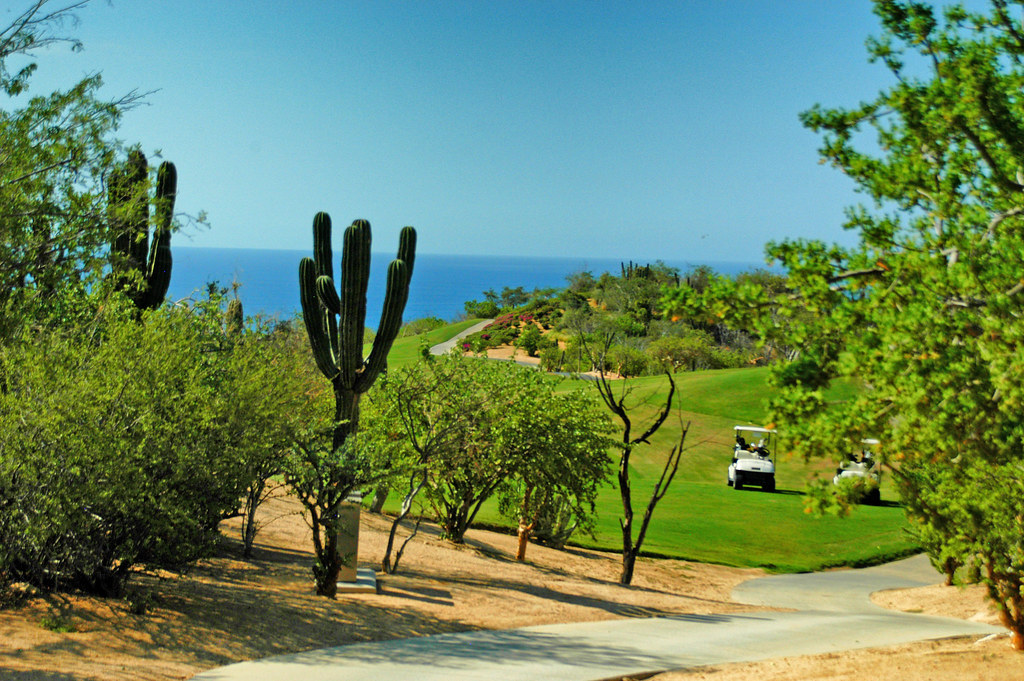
727, 426, 777, 492
833, 438, 882, 505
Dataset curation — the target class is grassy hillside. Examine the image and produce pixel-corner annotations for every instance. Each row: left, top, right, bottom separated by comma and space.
386, 323, 916, 572
380, 318, 484, 367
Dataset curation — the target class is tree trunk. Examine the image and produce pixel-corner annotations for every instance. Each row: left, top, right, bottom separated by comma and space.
369, 485, 389, 514
383, 471, 427, 574
315, 515, 342, 598
312, 381, 362, 597
619, 445, 635, 585
240, 479, 263, 559
515, 485, 536, 562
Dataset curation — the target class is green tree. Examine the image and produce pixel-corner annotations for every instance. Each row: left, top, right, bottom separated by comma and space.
371, 355, 492, 573
663, 0, 1024, 649
500, 285, 529, 309
421, 358, 533, 543
371, 353, 613, 561
496, 387, 613, 561
0, 2, 152, 335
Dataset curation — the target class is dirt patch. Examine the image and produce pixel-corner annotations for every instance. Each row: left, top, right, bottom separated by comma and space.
0, 493, 759, 680
2, 493, 1018, 681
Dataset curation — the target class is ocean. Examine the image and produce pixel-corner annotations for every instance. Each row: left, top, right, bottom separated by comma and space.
167, 247, 769, 322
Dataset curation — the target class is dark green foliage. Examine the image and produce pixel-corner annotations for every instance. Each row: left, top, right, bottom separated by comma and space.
108, 151, 176, 310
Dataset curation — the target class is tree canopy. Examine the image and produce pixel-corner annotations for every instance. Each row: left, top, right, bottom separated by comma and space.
663, 0, 1024, 648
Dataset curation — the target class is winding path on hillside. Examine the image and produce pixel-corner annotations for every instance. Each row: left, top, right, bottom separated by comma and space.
428, 319, 494, 356
191, 554, 1003, 681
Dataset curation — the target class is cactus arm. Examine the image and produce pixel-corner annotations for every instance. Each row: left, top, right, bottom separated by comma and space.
141, 236, 172, 309
338, 220, 371, 386
140, 160, 176, 309
397, 226, 416, 279
313, 212, 334, 281
300, 257, 339, 379
312, 212, 339, 358
352, 221, 372, 346
358, 258, 410, 391
126, 151, 150, 271
316, 275, 342, 314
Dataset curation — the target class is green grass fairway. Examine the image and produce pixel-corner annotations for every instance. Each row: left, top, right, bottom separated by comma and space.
388, 322, 917, 572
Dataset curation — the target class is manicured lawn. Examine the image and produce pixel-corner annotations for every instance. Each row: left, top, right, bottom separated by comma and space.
388, 323, 917, 572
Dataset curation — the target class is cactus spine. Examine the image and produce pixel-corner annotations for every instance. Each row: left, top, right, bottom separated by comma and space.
108, 150, 176, 310
299, 213, 416, 451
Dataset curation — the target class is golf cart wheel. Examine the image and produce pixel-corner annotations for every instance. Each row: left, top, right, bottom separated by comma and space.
733, 473, 744, 490
764, 479, 776, 493
865, 488, 881, 505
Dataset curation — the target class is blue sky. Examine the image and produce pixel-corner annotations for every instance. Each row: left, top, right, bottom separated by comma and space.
18, 1, 893, 261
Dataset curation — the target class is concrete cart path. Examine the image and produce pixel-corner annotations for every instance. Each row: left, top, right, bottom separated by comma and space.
191, 555, 1003, 681
428, 320, 493, 356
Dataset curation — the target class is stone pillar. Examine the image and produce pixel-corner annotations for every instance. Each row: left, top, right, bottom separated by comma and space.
337, 491, 362, 583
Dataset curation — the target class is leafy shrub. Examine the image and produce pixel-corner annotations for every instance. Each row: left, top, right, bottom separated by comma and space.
538, 346, 564, 372
516, 324, 542, 356
0, 294, 321, 597
401, 316, 446, 337
607, 345, 649, 377
464, 299, 499, 319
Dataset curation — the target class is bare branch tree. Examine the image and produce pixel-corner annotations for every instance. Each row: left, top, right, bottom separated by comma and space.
579, 329, 686, 585
1, 0, 90, 60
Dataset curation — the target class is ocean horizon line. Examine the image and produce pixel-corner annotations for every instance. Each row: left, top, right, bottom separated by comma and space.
173, 244, 768, 269
167, 248, 777, 322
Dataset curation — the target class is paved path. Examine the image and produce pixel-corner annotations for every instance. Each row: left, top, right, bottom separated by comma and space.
191, 555, 1003, 681
428, 320, 493, 356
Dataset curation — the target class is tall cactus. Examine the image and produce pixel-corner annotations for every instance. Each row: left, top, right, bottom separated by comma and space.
108, 150, 176, 310
297, 212, 415, 596
300, 213, 415, 445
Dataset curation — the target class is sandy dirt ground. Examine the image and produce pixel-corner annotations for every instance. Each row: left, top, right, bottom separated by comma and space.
0, 493, 1020, 681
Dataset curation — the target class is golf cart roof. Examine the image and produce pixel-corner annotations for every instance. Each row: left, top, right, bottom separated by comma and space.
734, 426, 776, 434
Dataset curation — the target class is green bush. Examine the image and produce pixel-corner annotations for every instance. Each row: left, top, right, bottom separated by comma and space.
401, 316, 446, 337
608, 344, 649, 377
516, 324, 542, 357
0, 293, 321, 596
464, 299, 499, 318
